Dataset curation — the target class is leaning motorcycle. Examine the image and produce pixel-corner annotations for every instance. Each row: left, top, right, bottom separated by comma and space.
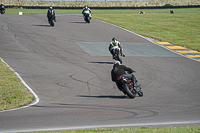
83, 10, 91, 23
112, 46, 123, 64
49, 14, 55, 27
118, 74, 143, 98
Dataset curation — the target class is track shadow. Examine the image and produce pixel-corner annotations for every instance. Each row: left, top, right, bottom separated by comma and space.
89, 61, 113, 64
77, 95, 127, 99
32, 24, 50, 27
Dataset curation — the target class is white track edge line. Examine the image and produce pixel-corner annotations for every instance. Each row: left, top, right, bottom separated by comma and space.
0, 58, 39, 112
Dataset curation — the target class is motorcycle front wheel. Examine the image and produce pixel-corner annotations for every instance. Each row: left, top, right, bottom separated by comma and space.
137, 85, 143, 97
86, 16, 90, 23
50, 20, 54, 27
117, 53, 122, 64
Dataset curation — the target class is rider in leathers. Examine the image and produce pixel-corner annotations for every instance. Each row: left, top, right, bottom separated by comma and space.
111, 61, 137, 93
47, 6, 56, 23
82, 5, 91, 19
109, 37, 125, 59
0, 3, 5, 13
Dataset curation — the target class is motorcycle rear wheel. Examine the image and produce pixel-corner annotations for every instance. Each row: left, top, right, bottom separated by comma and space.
123, 84, 135, 99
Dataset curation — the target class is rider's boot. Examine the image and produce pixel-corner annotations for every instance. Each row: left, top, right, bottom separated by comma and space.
121, 53, 125, 57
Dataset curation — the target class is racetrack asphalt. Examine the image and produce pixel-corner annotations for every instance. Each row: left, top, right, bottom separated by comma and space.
0, 15, 200, 132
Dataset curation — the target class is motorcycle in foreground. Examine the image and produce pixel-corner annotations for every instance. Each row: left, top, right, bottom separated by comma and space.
112, 46, 123, 64
83, 10, 91, 23
118, 73, 143, 98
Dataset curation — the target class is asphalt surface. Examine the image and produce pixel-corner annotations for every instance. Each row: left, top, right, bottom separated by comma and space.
0, 15, 200, 132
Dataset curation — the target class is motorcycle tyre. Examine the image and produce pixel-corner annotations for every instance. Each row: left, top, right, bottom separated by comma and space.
117, 53, 122, 64
85, 16, 90, 23
137, 85, 143, 97
138, 90, 143, 97
123, 84, 136, 99
50, 20, 54, 27
1, 10, 5, 14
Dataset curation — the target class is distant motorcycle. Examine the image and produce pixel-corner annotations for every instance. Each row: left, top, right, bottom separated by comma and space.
83, 10, 91, 23
112, 46, 123, 64
118, 73, 143, 98
139, 11, 145, 14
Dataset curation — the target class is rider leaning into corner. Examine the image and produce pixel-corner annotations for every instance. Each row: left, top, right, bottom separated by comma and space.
111, 61, 137, 94
47, 6, 56, 23
109, 37, 125, 59
82, 5, 92, 19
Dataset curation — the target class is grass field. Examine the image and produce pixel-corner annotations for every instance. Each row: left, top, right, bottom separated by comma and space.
0, 7, 200, 132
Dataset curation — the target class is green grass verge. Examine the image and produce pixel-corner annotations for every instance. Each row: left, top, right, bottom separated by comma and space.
0, 59, 34, 111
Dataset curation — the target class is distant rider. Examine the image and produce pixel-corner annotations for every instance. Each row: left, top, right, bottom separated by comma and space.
82, 5, 91, 19
109, 37, 125, 59
111, 61, 137, 93
0, 3, 5, 13
47, 6, 56, 23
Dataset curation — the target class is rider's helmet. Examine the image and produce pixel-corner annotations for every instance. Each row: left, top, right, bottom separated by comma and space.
112, 37, 117, 42
49, 7, 53, 10
84, 5, 88, 9
1, 3, 3, 5
114, 61, 121, 65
